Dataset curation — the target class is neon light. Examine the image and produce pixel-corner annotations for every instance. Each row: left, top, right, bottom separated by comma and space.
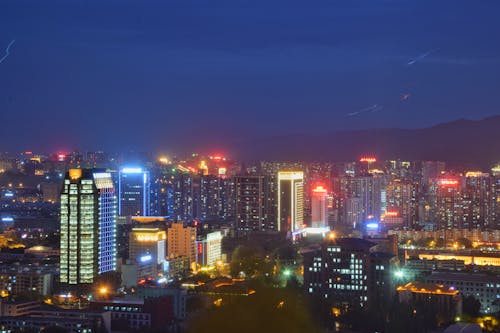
465, 171, 485, 178
385, 211, 398, 217
121, 167, 143, 173
438, 179, 459, 186
366, 222, 379, 229
312, 185, 327, 193
1, 217, 13, 222
140, 254, 152, 262
360, 157, 376, 163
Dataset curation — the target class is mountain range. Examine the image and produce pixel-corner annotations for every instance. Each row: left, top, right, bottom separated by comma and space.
231, 116, 500, 169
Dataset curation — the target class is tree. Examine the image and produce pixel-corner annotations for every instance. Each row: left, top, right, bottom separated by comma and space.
230, 244, 265, 278
186, 287, 320, 333
462, 295, 481, 317
457, 237, 473, 249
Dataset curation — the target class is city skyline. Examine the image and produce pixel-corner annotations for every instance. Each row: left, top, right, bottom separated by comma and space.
1, 0, 500, 153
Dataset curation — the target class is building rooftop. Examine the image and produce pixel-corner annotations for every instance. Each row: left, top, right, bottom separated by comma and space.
396, 281, 459, 296
329, 237, 376, 251
426, 271, 500, 284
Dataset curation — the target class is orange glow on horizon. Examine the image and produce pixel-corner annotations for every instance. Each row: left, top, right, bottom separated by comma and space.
360, 157, 377, 163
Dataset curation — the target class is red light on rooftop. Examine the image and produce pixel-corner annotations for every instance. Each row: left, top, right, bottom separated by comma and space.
312, 185, 327, 193
360, 157, 377, 163
438, 179, 459, 186
24, 151, 33, 155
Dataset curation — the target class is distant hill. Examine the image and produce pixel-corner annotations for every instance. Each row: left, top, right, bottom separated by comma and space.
232, 116, 500, 169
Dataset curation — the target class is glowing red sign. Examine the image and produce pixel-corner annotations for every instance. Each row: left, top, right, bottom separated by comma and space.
439, 179, 459, 186
360, 157, 377, 163
385, 211, 398, 217
312, 185, 327, 193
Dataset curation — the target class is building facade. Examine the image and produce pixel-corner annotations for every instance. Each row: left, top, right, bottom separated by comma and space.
60, 169, 117, 285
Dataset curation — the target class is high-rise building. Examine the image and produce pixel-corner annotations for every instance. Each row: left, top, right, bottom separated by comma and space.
385, 179, 417, 228
167, 223, 196, 264
234, 175, 265, 232
196, 231, 223, 267
277, 171, 304, 233
463, 172, 491, 229
311, 185, 328, 228
303, 237, 397, 309
436, 177, 463, 229
60, 169, 117, 285
129, 227, 167, 266
118, 167, 151, 217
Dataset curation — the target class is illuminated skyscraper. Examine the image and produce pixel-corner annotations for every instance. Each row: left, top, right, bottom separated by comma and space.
235, 175, 264, 232
277, 171, 304, 233
60, 169, 117, 285
118, 167, 151, 217
311, 185, 328, 228
436, 177, 463, 229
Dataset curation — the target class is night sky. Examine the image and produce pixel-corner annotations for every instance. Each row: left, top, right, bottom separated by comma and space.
1, 0, 499, 153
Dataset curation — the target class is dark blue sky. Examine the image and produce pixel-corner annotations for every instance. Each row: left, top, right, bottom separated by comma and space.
0, 0, 499, 154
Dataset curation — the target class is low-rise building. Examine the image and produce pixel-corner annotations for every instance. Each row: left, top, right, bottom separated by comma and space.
425, 271, 500, 314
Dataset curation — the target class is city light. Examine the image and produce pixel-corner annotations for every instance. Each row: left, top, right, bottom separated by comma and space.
312, 185, 327, 193
121, 167, 143, 173
139, 254, 153, 262
438, 179, 459, 186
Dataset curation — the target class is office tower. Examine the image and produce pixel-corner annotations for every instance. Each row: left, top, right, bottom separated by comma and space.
436, 177, 463, 229
167, 222, 196, 264
60, 169, 117, 285
311, 185, 328, 228
196, 231, 223, 266
129, 227, 167, 266
303, 238, 396, 309
118, 167, 151, 217
277, 171, 304, 233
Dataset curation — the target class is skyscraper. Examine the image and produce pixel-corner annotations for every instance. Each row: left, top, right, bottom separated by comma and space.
436, 177, 463, 229
311, 185, 328, 228
118, 167, 151, 217
277, 171, 304, 233
60, 169, 117, 285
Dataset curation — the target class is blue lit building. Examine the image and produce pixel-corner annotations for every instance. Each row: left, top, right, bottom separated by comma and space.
118, 167, 151, 217
60, 169, 117, 285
